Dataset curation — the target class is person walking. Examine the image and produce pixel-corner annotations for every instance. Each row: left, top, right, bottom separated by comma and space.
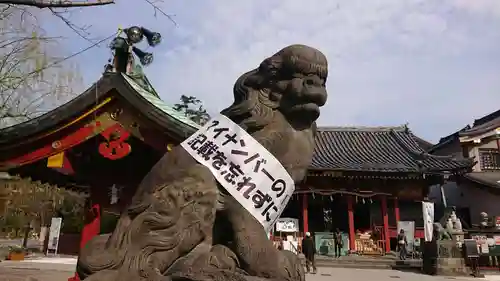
397, 229, 407, 260
302, 232, 317, 274
333, 228, 343, 258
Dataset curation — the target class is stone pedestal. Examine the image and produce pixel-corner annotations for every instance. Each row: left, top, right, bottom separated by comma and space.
450, 231, 465, 248
435, 240, 469, 276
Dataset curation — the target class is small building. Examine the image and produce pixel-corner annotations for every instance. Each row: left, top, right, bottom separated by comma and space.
430, 109, 500, 225
0, 72, 199, 211
280, 126, 472, 255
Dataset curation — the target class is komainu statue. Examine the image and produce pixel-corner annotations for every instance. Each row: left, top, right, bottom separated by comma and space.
77, 44, 328, 281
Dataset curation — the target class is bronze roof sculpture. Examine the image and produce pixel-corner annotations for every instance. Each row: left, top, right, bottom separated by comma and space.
76, 44, 328, 281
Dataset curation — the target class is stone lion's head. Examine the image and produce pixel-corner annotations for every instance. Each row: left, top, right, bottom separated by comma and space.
221, 44, 328, 132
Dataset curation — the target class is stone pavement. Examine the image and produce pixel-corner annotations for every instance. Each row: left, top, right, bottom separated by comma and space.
0, 257, 76, 281
306, 267, 489, 281
0, 261, 496, 281
0, 267, 72, 281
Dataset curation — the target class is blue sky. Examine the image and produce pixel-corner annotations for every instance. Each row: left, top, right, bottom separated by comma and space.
39, 0, 500, 143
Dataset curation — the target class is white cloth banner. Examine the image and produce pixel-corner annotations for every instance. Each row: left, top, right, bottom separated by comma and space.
422, 201, 434, 242
47, 217, 62, 252
275, 218, 299, 232
181, 114, 295, 232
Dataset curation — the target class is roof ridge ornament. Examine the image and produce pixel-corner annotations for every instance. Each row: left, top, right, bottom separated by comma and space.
105, 25, 162, 74
105, 25, 162, 98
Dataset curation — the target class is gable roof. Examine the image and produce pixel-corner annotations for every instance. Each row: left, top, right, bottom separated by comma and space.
429, 109, 500, 151
311, 126, 473, 173
0, 73, 200, 146
428, 125, 471, 153
472, 109, 500, 127
460, 109, 500, 138
413, 135, 434, 151
464, 172, 500, 190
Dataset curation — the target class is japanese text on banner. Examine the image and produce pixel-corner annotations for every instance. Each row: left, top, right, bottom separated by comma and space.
180, 115, 294, 231
422, 201, 434, 242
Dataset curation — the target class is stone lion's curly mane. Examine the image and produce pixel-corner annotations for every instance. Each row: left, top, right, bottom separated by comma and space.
222, 45, 327, 133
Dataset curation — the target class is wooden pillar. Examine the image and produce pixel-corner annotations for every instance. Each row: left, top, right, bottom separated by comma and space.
381, 195, 390, 253
302, 193, 309, 234
69, 200, 101, 281
79, 203, 101, 250
394, 197, 400, 224
347, 195, 355, 252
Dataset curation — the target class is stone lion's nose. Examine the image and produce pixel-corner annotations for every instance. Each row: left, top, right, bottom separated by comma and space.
301, 77, 327, 106
304, 89, 327, 107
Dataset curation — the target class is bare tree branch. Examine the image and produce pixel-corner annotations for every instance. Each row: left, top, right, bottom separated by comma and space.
142, 0, 177, 26
0, 0, 114, 9
0, 6, 83, 128
49, 7, 95, 43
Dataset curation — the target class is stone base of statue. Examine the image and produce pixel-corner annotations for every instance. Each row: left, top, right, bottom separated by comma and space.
436, 239, 469, 276
422, 238, 470, 276
450, 230, 465, 248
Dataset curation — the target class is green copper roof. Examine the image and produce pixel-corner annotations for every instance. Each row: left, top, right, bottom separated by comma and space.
121, 73, 201, 131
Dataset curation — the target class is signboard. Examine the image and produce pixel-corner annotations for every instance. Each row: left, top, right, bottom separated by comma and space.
275, 218, 299, 232
181, 115, 294, 231
464, 239, 479, 258
314, 232, 349, 256
397, 221, 415, 252
422, 201, 434, 242
494, 236, 500, 246
481, 243, 490, 254
472, 235, 488, 254
472, 235, 487, 244
283, 236, 299, 254
47, 217, 62, 254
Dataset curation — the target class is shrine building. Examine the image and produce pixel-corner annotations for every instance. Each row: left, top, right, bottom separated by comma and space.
0, 72, 199, 218
279, 126, 472, 255
0, 26, 200, 225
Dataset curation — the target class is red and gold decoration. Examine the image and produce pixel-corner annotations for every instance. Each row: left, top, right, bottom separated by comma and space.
98, 123, 132, 160
47, 151, 74, 175
1, 121, 102, 168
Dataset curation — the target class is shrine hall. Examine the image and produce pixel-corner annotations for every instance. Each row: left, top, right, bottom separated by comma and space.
278, 126, 472, 255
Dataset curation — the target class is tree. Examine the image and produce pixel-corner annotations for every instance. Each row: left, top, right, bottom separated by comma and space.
2, 1, 176, 38
0, 0, 115, 9
0, 1, 114, 8
0, 5, 82, 128
0, 178, 85, 238
173, 95, 210, 126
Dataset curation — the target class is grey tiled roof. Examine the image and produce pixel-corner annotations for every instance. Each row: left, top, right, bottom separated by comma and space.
464, 172, 500, 189
311, 126, 473, 173
460, 109, 500, 137
429, 125, 470, 153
